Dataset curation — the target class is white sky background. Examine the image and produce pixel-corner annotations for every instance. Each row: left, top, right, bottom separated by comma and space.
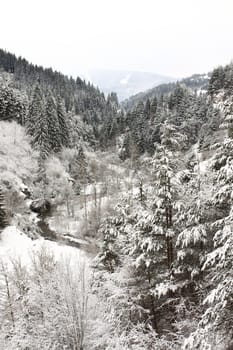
0, 0, 233, 78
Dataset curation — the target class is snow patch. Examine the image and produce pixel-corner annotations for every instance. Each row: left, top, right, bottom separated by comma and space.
0, 226, 87, 268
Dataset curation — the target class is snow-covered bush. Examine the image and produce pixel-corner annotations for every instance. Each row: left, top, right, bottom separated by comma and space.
45, 156, 74, 205
0, 121, 37, 222
0, 247, 88, 349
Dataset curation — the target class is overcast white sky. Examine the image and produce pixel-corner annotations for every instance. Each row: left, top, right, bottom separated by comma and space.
0, 0, 232, 78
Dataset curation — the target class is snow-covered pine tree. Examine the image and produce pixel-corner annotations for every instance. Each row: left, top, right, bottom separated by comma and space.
183, 104, 233, 349
130, 102, 147, 155
27, 86, 49, 183
33, 108, 49, 158
183, 148, 233, 349
0, 84, 26, 123
100, 112, 118, 149
129, 202, 166, 283
151, 122, 185, 270
199, 224, 233, 347
152, 144, 176, 270
208, 65, 225, 96
176, 153, 208, 283
57, 96, 70, 148
95, 216, 121, 272
46, 91, 62, 152
144, 99, 151, 120
26, 85, 44, 138
150, 96, 157, 123
70, 144, 88, 184
213, 100, 233, 213
220, 98, 233, 138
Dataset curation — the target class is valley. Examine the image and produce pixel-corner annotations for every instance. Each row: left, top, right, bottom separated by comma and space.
0, 49, 233, 349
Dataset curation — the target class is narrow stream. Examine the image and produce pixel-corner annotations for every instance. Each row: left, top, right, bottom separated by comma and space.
37, 210, 98, 257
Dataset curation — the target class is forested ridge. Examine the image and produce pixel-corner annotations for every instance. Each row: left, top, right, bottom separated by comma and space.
122, 72, 210, 110
0, 49, 233, 349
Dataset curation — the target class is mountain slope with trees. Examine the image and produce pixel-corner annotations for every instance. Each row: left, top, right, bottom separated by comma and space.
0, 49, 233, 349
0, 49, 122, 149
123, 73, 210, 110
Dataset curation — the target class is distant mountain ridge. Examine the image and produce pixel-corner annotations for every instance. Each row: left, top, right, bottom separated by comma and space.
123, 73, 211, 110
85, 69, 175, 101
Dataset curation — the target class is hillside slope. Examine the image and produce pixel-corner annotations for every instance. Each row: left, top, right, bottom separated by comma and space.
123, 73, 210, 110
1, 53, 233, 349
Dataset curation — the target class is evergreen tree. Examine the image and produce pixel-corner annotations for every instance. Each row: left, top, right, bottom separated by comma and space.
70, 144, 88, 191
33, 107, 49, 157
57, 96, 70, 147
106, 92, 119, 110
152, 145, 176, 269
184, 139, 233, 349
223, 63, 233, 92
95, 217, 120, 272
150, 96, 157, 123
26, 85, 44, 137
144, 99, 151, 120
46, 92, 62, 152
176, 161, 208, 283
100, 113, 118, 149
26, 85, 50, 159
151, 123, 185, 269
208, 66, 225, 96
130, 102, 147, 155
130, 201, 166, 282
220, 99, 233, 138
0, 84, 26, 123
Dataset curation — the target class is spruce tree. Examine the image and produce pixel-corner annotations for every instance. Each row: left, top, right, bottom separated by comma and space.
152, 144, 176, 269
150, 96, 157, 123
27, 85, 50, 159
220, 99, 233, 138
70, 144, 88, 184
144, 99, 151, 119
57, 96, 70, 147
176, 161, 208, 282
46, 92, 62, 152
95, 217, 120, 272
184, 138, 233, 348
151, 123, 185, 270
33, 107, 49, 158
208, 66, 225, 96
130, 102, 147, 156
0, 84, 26, 123
26, 85, 44, 138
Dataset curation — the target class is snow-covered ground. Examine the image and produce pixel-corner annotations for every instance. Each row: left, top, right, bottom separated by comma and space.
192, 143, 210, 175
0, 153, 142, 272
0, 226, 88, 268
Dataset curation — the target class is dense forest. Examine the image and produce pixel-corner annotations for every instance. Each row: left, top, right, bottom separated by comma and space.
0, 49, 233, 349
